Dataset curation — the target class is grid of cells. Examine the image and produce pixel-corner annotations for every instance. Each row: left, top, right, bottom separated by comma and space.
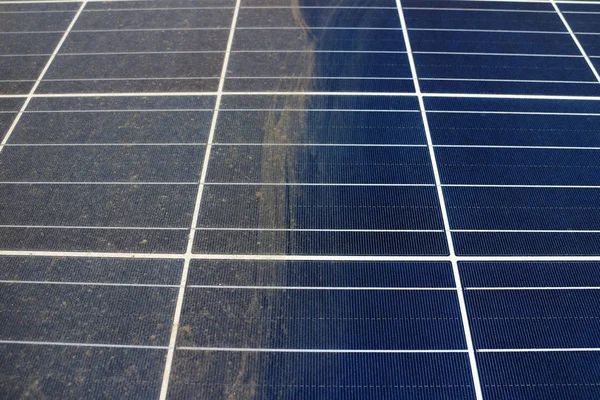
1, 0, 600, 399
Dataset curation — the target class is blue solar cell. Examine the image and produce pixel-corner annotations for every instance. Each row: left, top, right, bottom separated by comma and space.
453, 231, 600, 256
415, 54, 596, 81
465, 289, 600, 348
428, 112, 600, 146
560, 9, 600, 33
404, 9, 565, 31
436, 147, 600, 185
460, 261, 600, 288
478, 352, 600, 400
444, 187, 600, 230
402, 0, 553, 11
420, 79, 600, 96
409, 30, 580, 55
169, 351, 477, 399
425, 97, 600, 113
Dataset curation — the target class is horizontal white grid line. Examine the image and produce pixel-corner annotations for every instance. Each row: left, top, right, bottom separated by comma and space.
413, 51, 583, 58
2, 143, 426, 147
429, 111, 600, 116
0, 10, 74, 14
186, 285, 456, 291
0, 228, 597, 235
3, 91, 600, 101
177, 347, 468, 353
403, 7, 556, 13
0, 0, 581, 4
194, 229, 445, 233
23, 109, 212, 113
61, 27, 403, 34
0, 225, 187, 230
466, 287, 600, 290
0, 340, 167, 350
0, 182, 434, 186
0, 182, 199, 185
478, 348, 600, 353
452, 230, 600, 233
564, 11, 600, 15
0, 280, 178, 288
1, 182, 599, 189
43, 77, 219, 81
48, 50, 410, 56
408, 28, 567, 34
419, 78, 598, 84
0, 250, 183, 259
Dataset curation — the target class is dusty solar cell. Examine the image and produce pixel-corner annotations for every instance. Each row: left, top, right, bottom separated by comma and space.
168, 351, 476, 399
0, 284, 176, 345
0, 345, 166, 399
193, 229, 449, 255
0, 145, 206, 182
0, 256, 183, 285
187, 260, 455, 287
206, 145, 433, 184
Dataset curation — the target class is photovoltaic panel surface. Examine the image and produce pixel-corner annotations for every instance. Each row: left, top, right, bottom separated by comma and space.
1, 0, 600, 399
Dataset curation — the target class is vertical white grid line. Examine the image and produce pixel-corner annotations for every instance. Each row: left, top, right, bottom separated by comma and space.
0, 0, 88, 154
551, 0, 600, 83
395, 1, 484, 399
158, 0, 241, 398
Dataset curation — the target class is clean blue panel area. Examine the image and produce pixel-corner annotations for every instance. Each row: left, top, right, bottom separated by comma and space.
404, 9, 565, 31
460, 261, 600, 288
402, 0, 553, 11
417, 78, 600, 96
574, 34, 600, 56
453, 231, 600, 256
415, 53, 596, 81
436, 147, 600, 185
234, 28, 407, 51
179, 288, 466, 349
187, 260, 456, 287
561, 10, 600, 33
169, 351, 476, 399
198, 185, 444, 230
424, 96, 600, 113
409, 30, 579, 54
444, 187, 600, 230
466, 289, 600, 348
194, 229, 450, 255
207, 145, 434, 184
237, 8, 402, 28
478, 352, 600, 400
427, 110, 600, 147
426, 100, 600, 146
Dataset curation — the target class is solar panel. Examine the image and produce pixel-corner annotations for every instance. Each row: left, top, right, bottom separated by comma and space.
1, 0, 600, 399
